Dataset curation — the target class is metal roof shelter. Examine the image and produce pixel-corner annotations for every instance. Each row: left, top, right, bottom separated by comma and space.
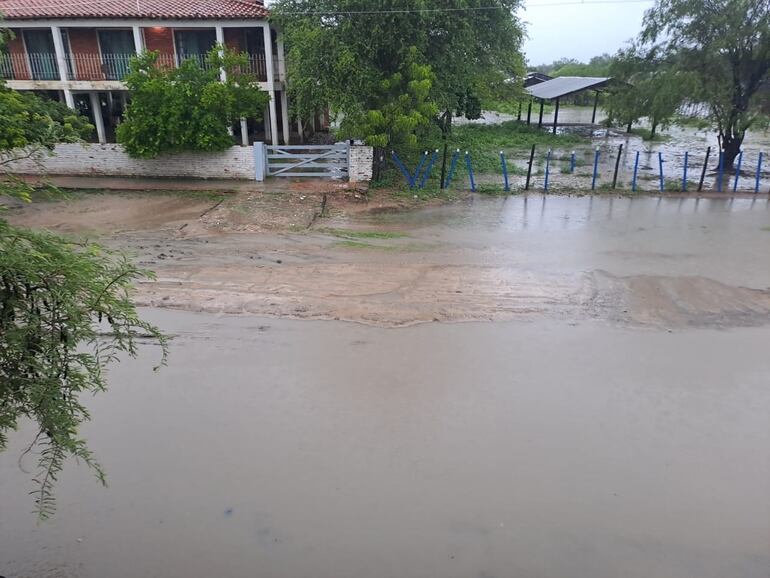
523, 76, 612, 134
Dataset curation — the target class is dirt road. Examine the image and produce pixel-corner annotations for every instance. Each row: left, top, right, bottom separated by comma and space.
7, 188, 770, 329
2, 189, 770, 578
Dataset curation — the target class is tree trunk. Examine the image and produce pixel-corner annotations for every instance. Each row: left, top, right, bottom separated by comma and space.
721, 133, 743, 172
373, 147, 384, 182
649, 120, 658, 140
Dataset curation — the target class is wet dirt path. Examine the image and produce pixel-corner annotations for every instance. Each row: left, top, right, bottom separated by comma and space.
1, 310, 769, 578
2, 192, 770, 578
114, 193, 770, 329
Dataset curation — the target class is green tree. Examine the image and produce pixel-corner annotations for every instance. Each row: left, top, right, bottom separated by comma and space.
1, 25, 167, 519
117, 47, 269, 158
606, 49, 692, 138
636, 0, 770, 169
0, 84, 93, 198
271, 0, 526, 149
337, 51, 438, 179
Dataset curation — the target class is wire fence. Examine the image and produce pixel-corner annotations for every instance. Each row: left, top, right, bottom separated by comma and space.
391, 144, 769, 194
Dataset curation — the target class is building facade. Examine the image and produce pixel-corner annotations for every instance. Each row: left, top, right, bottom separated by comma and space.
0, 0, 289, 145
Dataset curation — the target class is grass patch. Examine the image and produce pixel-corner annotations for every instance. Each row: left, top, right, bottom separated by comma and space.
321, 228, 408, 239
333, 239, 433, 252
629, 128, 672, 142
29, 187, 226, 203
761, 226, 770, 232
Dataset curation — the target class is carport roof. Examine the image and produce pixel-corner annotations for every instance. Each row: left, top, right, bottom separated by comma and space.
526, 76, 611, 100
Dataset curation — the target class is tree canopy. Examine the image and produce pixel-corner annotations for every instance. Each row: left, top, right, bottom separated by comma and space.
117, 47, 269, 158
271, 0, 526, 149
606, 49, 694, 138
633, 0, 770, 168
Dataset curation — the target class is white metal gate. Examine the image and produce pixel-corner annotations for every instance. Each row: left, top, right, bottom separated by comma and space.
261, 144, 349, 179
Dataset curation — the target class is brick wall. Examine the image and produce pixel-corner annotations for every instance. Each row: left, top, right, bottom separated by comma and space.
67, 29, 101, 80
7, 32, 30, 80
4, 144, 256, 180
223, 28, 243, 52
142, 27, 174, 58
349, 145, 373, 183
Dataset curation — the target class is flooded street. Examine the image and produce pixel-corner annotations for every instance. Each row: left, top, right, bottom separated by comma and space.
2, 193, 770, 577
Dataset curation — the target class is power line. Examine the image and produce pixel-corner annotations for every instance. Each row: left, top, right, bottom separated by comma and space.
0, 0, 656, 16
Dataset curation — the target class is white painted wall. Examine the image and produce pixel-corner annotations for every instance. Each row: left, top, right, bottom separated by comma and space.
4, 143, 256, 179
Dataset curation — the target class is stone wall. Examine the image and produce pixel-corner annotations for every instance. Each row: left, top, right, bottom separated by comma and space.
4, 143, 256, 180
349, 145, 374, 183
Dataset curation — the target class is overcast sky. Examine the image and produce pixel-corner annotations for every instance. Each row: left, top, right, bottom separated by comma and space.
519, 0, 653, 65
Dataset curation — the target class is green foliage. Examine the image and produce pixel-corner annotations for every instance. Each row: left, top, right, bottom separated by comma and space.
0, 85, 93, 152
605, 49, 693, 138
635, 0, 770, 167
0, 81, 94, 201
338, 52, 438, 148
117, 47, 269, 158
272, 0, 526, 148
530, 54, 614, 77
0, 222, 168, 518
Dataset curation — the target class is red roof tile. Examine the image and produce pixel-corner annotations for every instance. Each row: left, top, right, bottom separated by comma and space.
0, 0, 269, 20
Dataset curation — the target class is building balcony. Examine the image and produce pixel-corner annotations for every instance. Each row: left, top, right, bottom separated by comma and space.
0, 51, 277, 83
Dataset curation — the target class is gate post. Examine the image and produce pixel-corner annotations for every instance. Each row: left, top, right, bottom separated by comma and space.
253, 141, 266, 181
349, 144, 374, 183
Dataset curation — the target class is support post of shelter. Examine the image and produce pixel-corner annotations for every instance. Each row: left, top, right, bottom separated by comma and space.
526, 100, 532, 125
537, 99, 544, 128
591, 91, 599, 124
552, 98, 560, 135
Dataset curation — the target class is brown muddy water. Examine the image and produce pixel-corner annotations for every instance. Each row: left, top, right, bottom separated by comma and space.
2, 194, 770, 578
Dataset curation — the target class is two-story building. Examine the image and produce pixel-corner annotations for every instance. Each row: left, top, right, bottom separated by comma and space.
0, 0, 289, 145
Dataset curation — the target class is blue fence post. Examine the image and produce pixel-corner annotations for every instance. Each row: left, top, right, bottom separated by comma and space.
591, 147, 600, 190
465, 151, 476, 192
500, 151, 510, 192
413, 151, 429, 184
717, 151, 725, 192
756, 152, 764, 194
632, 150, 640, 192
658, 152, 665, 192
418, 149, 439, 189
570, 150, 576, 173
732, 151, 743, 192
682, 151, 689, 192
444, 149, 460, 189
391, 151, 415, 188
544, 148, 552, 192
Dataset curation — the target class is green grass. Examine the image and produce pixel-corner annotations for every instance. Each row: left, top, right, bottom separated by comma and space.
321, 228, 408, 239
629, 128, 672, 142
29, 187, 226, 202
333, 239, 433, 252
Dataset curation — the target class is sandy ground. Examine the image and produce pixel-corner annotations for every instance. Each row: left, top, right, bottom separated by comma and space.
5, 188, 770, 329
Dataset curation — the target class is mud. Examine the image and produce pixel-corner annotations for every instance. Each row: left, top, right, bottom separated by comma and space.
2, 191, 770, 578
1, 310, 769, 578
6, 191, 770, 329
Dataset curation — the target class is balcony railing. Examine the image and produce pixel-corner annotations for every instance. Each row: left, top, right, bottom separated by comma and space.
1, 52, 275, 82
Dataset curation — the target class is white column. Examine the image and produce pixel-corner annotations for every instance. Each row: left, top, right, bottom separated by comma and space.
264, 105, 271, 141
280, 90, 290, 145
240, 118, 249, 146
262, 23, 279, 145
89, 92, 106, 144
215, 25, 226, 82
50, 25, 75, 109
276, 31, 287, 83
132, 26, 144, 54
